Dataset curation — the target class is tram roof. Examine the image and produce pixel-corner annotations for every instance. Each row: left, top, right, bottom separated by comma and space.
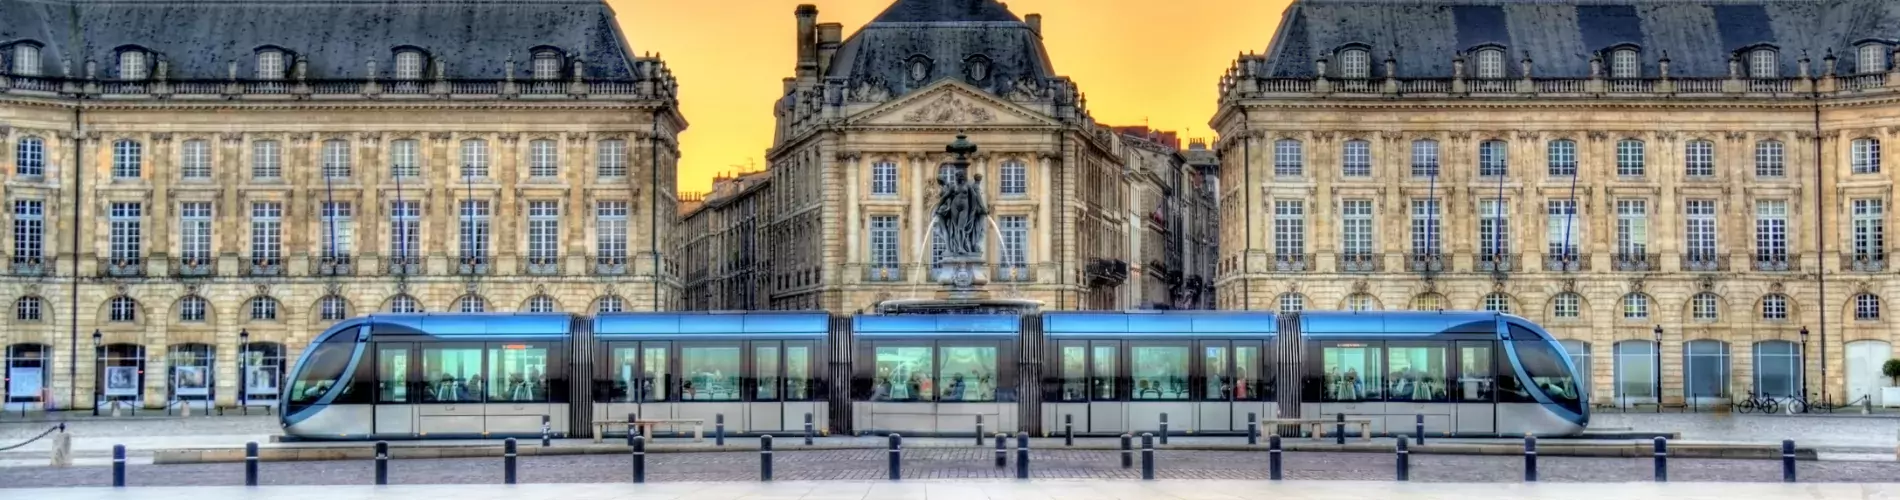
359, 313, 577, 337
594, 311, 831, 337
1042, 311, 1278, 336
852, 314, 1022, 336
1299, 311, 1505, 336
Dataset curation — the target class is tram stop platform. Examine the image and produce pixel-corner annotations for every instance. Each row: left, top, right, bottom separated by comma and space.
13, 480, 1896, 499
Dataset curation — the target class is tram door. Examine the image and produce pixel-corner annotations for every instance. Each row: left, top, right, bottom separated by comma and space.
1087, 342, 1123, 433
374, 343, 416, 435
748, 343, 784, 432
1453, 341, 1496, 435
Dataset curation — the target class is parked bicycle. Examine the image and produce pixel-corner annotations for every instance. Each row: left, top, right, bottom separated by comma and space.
1734, 390, 1780, 414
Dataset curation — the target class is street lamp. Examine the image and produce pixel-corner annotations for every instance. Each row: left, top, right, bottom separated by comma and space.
1799, 326, 1811, 408
90, 329, 101, 416
238, 329, 250, 414
1653, 325, 1664, 413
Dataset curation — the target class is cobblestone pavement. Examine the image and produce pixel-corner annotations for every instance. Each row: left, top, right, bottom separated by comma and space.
5, 448, 1900, 488
1589, 413, 1900, 451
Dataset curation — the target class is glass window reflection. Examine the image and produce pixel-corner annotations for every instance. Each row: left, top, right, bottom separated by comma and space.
1457, 343, 1494, 401
939, 346, 997, 402
1204, 343, 1230, 399
422, 346, 483, 403
1059, 344, 1086, 401
682, 346, 740, 401
377, 346, 408, 403
1091, 344, 1117, 400
1132, 346, 1188, 400
1235, 344, 1266, 401
786, 344, 811, 400
755, 345, 779, 400
488, 344, 547, 402
873, 346, 933, 402
643, 346, 668, 402
1322, 343, 1383, 402
1386, 345, 1447, 402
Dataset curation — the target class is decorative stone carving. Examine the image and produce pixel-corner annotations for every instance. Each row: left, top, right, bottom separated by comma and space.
1004, 76, 1045, 102
428, 132, 452, 143
848, 78, 891, 103
902, 93, 995, 124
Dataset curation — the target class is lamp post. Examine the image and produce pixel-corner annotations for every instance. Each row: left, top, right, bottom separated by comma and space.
238, 329, 250, 414
1653, 325, 1663, 413
1799, 326, 1810, 411
90, 329, 101, 416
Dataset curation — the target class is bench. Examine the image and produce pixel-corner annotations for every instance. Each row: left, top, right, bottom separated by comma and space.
1259, 418, 1374, 441
591, 419, 705, 443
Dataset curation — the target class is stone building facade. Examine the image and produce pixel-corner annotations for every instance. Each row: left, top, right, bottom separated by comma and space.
760, 0, 1131, 314
1215, 0, 1900, 407
1181, 141, 1220, 310
679, 171, 771, 311
0, 0, 683, 411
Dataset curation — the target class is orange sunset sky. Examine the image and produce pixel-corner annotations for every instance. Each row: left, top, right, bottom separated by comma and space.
613, 0, 1294, 192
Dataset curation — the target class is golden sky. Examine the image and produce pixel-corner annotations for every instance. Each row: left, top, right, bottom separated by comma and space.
614, 0, 1293, 192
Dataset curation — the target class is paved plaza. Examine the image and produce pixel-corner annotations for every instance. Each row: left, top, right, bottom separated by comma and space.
8, 480, 1899, 500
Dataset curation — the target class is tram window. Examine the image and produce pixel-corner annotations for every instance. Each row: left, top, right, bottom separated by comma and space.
377, 346, 409, 403
785, 344, 811, 400
642, 345, 669, 402
421, 346, 484, 403
1515, 340, 1583, 412
488, 343, 548, 402
940, 346, 997, 402
755, 345, 780, 401
873, 346, 933, 402
1386, 344, 1448, 402
1456, 342, 1495, 402
682, 346, 741, 401
288, 339, 353, 406
1321, 342, 1383, 402
1203, 343, 1230, 400
1091, 344, 1118, 400
1236, 344, 1267, 401
609, 347, 638, 402
1058, 343, 1086, 401
1132, 345, 1189, 400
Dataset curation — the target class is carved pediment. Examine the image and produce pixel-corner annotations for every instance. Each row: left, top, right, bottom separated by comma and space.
851, 81, 1050, 127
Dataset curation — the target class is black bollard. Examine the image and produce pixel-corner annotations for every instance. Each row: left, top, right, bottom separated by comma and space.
1653, 437, 1668, 482
631, 436, 646, 484
245, 441, 259, 486
541, 415, 551, 447
375, 441, 389, 485
1335, 413, 1346, 445
716, 413, 726, 446
994, 432, 1007, 468
1064, 414, 1074, 447
626, 413, 637, 446
1395, 436, 1409, 481
888, 434, 903, 481
804, 413, 814, 446
112, 444, 125, 487
1524, 435, 1538, 482
1416, 414, 1426, 445
1268, 435, 1282, 480
1247, 412, 1258, 445
1140, 433, 1155, 480
1782, 439, 1797, 482
504, 438, 518, 485
760, 435, 774, 482
1159, 413, 1169, 445
975, 415, 984, 446
1016, 432, 1030, 479
1120, 433, 1133, 469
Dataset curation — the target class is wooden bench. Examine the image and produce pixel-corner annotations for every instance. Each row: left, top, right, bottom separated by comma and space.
591, 419, 705, 443
1259, 418, 1374, 441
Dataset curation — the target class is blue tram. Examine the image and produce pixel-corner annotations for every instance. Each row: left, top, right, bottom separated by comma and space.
283, 310, 1585, 439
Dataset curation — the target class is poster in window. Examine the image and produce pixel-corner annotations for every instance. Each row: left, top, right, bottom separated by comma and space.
246, 366, 279, 395
174, 366, 210, 397
105, 366, 140, 396
7, 367, 42, 398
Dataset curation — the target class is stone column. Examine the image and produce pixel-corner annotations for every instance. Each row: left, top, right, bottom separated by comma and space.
843, 152, 861, 265
1656, 132, 1681, 273
1037, 152, 1053, 282
909, 152, 927, 283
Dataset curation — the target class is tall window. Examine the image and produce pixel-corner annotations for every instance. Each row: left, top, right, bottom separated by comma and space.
459, 200, 491, 263
1761, 294, 1789, 321
1755, 140, 1785, 177
1683, 340, 1730, 400
321, 202, 353, 259
526, 201, 559, 263
1478, 140, 1507, 177
108, 202, 141, 263
113, 140, 142, 179
1753, 341, 1801, 398
1341, 199, 1373, 256
1273, 139, 1303, 177
1547, 139, 1577, 177
15, 136, 44, 177
1611, 48, 1640, 78
320, 296, 349, 321
388, 201, 420, 262
1685, 199, 1717, 261
596, 201, 629, 262
1410, 140, 1439, 178
252, 140, 282, 180
1684, 140, 1714, 177
999, 215, 1028, 274
109, 296, 138, 322
1853, 199, 1885, 262
532, 51, 561, 81
118, 50, 147, 80
179, 202, 212, 263
597, 139, 628, 178
1341, 139, 1371, 177
1856, 294, 1883, 321
1616, 139, 1645, 177
1482, 293, 1512, 313
1273, 200, 1305, 257
526, 295, 556, 313
1474, 49, 1505, 79
1615, 199, 1648, 256
389, 294, 421, 314
460, 139, 489, 178
181, 140, 211, 179
457, 295, 487, 313
386, 139, 419, 178
1410, 198, 1440, 256
250, 297, 278, 321
529, 139, 558, 178
1755, 200, 1788, 262
1622, 293, 1650, 319
869, 215, 898, 277
1547, 198, 1579, 260
1691, 293, 1720, 322
394, 50, 424, 80
12, 44, 40, 76
871, 161, 897, 196
1340, 48, 1370, 79
1749, 48, 1778, 78
256, 50, 285, 80
1553, 293, 1581, 319
321, 139, 351, 178
249, 202, 282, 263
178, 296, 206, 322
1852, 138, 1881, 174
1861, 43, 1889, 74
12, 200, 43, 262
999, 160, 1027, 195
1478, 198, 1509, 258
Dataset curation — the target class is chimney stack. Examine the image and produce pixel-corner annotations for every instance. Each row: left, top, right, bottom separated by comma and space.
817, 23, 844, 76
1026, 14, 1042, 37
795, 4, 820, 78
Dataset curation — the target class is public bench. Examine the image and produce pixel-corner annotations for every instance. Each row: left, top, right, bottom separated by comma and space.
591, 419, 705, 443
1259, 418, 1374, 441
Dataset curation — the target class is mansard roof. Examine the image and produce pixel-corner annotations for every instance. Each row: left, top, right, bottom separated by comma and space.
870, 0, 1021, 23
0, 0, 639, 80
1260, 0, 1900, 79
827, 0, 1057, 98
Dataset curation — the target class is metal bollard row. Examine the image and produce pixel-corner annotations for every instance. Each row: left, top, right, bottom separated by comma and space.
1120, 433, 1133, 469
375, 441, 389, 485
1653, 437, 1668, 482
503, 438, 518, 485
994, 432, 1007, 468
631, 436, 646, 483
1524, 435, 1538, 482
1268, 435, 1283, 480
1159, 413, 1170, 445
1395, 435, 1409, 481
245, 442, 259, 486
760, 435, 774, 482
716, 414, 726, 447
804, 413, 815, 446
1140, 432, 1155, 480
1016, 432, 1030, 479
888, 434, 903, 481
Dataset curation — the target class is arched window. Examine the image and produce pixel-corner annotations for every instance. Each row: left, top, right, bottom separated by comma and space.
249, 297, 279, 321
526, 295, 557, 313
1546, 139, 1577, 177
12, 43, 41, 76
461, 139, 490, 178
178, 296, 208, 322
1749, 48, 1779, 78
252, 140, 282, 179
321, 139, 351, 179
1683, 340, 1731, 401
1684, 140, 1715, 177
256, 49, 286, 80
1474, 48, 1505, 79
1277, 293, 1305, 313
1339, 47, 1370, 79
529, 139, 558, 178
1856, 293, 1883, 321
16, 135, 45, 177
1344, 293, 1378, 311
1852, 138, 1881, 174
1273, 139, 1303, 177
1410, 139, 1439, 177
16, 296, 42, 321
1690, 292, 1720, 322
118, 49, 147, 81
999, 160, 1027, 195
1552, 292, 1582, 319
1621, 293, 1650, 319
319, 296, 349, 321
1754, 140, 1785, 177
1761, 293, 1790, 321
1753, 340, 1801, 398
394, 50, 425, 80
595, 295, 625, 314
1613, 340, 1658, 402
532, 49, 562, 80
113, 140, 143, 179
1411, 293, 1444, 311
456, 295, 487, 313
1615, 139, 1645, 177
1861, 43, 1890, 74
1482, 293, 1512, 313
1610, 48, 1640, 78
388, 294, 421, 313
109, 296, 138, 322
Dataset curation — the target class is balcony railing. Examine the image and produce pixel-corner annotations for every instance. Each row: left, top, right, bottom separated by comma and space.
8, 256, 49, 277
865, 266, 905, 282
1682, 252, 1725, 272
1612, 253, 1655, 272
1847, 253, 1887, 272
1272, 253, 1311, 272
1545, 252, 1583, 272
1477, 253, 1518, 272
174, 257, 214, 277
316, 255, 353, 276
1841, 74, 1887, 91
386, 256, 421, 276
3, 71, 681, 103
994, 265, 1033, 282
1753, 253, 1795, 272
523, 256, 560, 275
1339, 252, 1382, 272
103, 257, 143, 277
245, 257, 283, 276
594, 255, 629, 276
1405, 253, 1444, 272
458, 257, 490, 275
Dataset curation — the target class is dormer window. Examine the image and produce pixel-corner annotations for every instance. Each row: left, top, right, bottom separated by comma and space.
1749, 48, 1778, 78
1474, 48, 1505, 79
1611, 48, 1640, 78
1860, 43, 1889, 74
118, 50, 147, 81
532, 50, 562, 81
256, 49, 285, 80
394, 50, 425, 80
1340, 47, 1370, 79
11, 43, 40, 76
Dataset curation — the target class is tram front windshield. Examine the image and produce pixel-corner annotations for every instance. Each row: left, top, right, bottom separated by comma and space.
1513, 339, 1583, 415
286, 335, 355, 414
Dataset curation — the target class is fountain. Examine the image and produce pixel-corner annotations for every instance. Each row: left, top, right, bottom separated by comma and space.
875, 134, 1044, 316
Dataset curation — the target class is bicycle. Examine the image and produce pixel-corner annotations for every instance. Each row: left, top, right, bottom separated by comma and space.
1733, 391, 1780, 414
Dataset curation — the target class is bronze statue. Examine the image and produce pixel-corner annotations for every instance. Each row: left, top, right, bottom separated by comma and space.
932, 134, 989, 260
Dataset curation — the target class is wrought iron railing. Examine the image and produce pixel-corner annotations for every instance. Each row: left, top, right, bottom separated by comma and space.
245, 257, 282, 276
316, 255, 353, 276
386, 256, 421, 276
1339, 252, 1382, 272
8, 256, 49, 277
1545, 252, 1584, 272
1612, 253, 1655, 272
1478, 253, 1518, 272
103, 257, 142, 277
1272, 253, 1311, 272
594, 255, 629, 276
1846, 253, 1885, 272
174, 257, 214, 277
1405, 253, 1444, 272
1682, 252, 1725, 272
1753, 253, 1795, 272
524, 256, 560, 275
457, 257, 490, 275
